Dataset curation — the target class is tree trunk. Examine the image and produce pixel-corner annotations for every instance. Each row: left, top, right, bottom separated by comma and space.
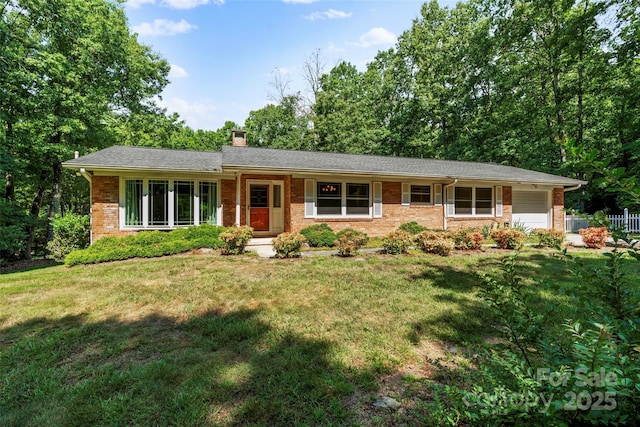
46, 159, 63, 242
23, 175, 47, 260
4, 172, 14, 201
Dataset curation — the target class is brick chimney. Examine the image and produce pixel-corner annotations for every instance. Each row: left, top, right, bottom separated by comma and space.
231, 129, 247, 147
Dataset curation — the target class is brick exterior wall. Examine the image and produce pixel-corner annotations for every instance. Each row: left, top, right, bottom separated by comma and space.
91, 176, 135, 242
221, 179, 236, 226
552, 187, 564, 231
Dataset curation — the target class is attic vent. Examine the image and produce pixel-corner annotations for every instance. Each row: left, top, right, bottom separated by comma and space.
231, 129, 247, 147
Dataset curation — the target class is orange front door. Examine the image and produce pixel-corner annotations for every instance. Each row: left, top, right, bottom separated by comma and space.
249, 184, 269, 231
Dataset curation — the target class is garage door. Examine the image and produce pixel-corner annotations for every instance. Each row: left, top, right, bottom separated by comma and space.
512, 190, 550, 230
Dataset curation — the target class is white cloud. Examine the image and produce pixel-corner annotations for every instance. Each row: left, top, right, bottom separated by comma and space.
162, 0, 224, 9
132, 19, 196, 36
304, 9, 352, 21
282, 0, 318, 4
158, 97, 220, 130
326, 42, 345, 53
127, 0, 155, 8
349, 27, 397, 48
168, 64, 189, 79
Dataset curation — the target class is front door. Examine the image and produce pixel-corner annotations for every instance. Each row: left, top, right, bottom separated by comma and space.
249, 184, 270, 231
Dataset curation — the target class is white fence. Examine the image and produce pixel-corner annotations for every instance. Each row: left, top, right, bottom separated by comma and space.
565, 208, 640, 233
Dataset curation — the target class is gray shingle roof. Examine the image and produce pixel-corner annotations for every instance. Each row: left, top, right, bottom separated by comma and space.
62, 146, 222, 172
221, 146, 586, 186
63, 145, 586, 186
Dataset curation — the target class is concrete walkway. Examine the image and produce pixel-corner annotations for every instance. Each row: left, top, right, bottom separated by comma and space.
564, 232, 638, 247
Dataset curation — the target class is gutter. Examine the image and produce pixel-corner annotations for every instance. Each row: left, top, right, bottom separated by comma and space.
442, 178, 458, 231
564, 184, 582, 192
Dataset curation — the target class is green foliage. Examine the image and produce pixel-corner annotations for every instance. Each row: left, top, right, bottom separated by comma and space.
451, 228, 484, 250
46, 213, 90, 261
220, 226, 253, 255
335, 229, 368, 257
414, 231, 453, 256
299, 223, 337, 247
532, 228, 566, 248
65, 225, 224, 266
491, 229, 526, 250
579, 227, 609, 249
382, 230, 413, 255
0, 200, 29, 263
272, 232, 306, 258
398, 221, 428, 235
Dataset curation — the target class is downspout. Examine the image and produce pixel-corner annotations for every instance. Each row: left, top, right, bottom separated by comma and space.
235, 173, 241, 226
442, 178, 458, 231
79, 168, 92, 184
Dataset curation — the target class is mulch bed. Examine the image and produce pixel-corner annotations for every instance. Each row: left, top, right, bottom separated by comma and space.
0, 258, 59, 274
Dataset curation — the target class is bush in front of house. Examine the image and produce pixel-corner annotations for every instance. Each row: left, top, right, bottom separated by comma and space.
532, 228, 566, 248
398, 221, 428, 235
299, 223, 337, 247
382, 230, 413, 255
579, 227, 609, 249
272, 232, 306, 258
451, 228, 485, 250
415, 230, 454, 256
65, 225, 225, 266
220, 225, 254, 255
46, 213, 91, 261
335, 228, 368, 257
491, 228, 526, 249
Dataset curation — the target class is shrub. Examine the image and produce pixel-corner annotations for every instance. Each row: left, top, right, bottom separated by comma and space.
0, 200, 29, 263
452, 228, 485, 250
532, 228, 566, 248
491, 228, 526, 249
299, 223, 337, 247
65, 225, 225, 266
579, 227, 609, 249
415, 230, 454, 256
46, 213, 90, 261
220, 226, 253, 255
382, 230, 413, 255
398, 221, 428, 235
272, 232, 306, 258
335, 228, 368, 257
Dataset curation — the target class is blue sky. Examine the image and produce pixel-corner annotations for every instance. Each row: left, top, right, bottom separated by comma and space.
125, 0, 457, 131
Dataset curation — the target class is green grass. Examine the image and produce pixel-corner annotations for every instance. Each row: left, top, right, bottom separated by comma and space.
0, 248, 632, 425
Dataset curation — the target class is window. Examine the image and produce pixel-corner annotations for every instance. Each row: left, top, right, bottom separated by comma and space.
347, 183, 369, 215
453, 186, 493, 216
123, 179, 219, 229
125, 180, 143, 226
317, 182, 342, 215
199, 182, 217, 225
411, 185, 431, 204
313, 181, 371, 217
273, 184, 282, 208
174, 181, 194, 225
149, 180, 169, 226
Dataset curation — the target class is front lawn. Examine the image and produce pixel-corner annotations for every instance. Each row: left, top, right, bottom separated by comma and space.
0, 249, 629, 425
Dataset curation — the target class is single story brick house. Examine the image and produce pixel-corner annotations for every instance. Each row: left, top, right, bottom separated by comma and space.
63, 131, 586, 242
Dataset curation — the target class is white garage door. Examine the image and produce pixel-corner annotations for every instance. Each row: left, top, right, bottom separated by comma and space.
512, 190, 550, 230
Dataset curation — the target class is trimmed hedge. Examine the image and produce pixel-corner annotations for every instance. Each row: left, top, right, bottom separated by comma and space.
65, 224, 225, 266
299, 223, 337, 247
398, 221, 428, 235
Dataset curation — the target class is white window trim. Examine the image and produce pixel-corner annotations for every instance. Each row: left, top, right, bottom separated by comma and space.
307, 179, 373, 219
450, 185, 495, 217
409, 184, 433, 206
119, 177, 221, 230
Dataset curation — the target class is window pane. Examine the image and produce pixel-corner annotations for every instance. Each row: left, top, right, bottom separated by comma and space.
273, 185, 281, 208
149, 180, 168, 226
125, 180, 143, 226
199, 182, 217, 225
174, 181, 194, 225
346, 183, 369, 215
317, 182, 341, 215
476, 187, 493, 215
411, 185, 431, 204
455, 187, 472, 215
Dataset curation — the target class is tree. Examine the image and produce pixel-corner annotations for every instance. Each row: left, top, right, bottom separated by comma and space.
0, 0, 169, 258
245, 95, 311, 150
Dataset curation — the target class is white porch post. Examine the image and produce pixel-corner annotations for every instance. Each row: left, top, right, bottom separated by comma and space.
235, 173, 241, 226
